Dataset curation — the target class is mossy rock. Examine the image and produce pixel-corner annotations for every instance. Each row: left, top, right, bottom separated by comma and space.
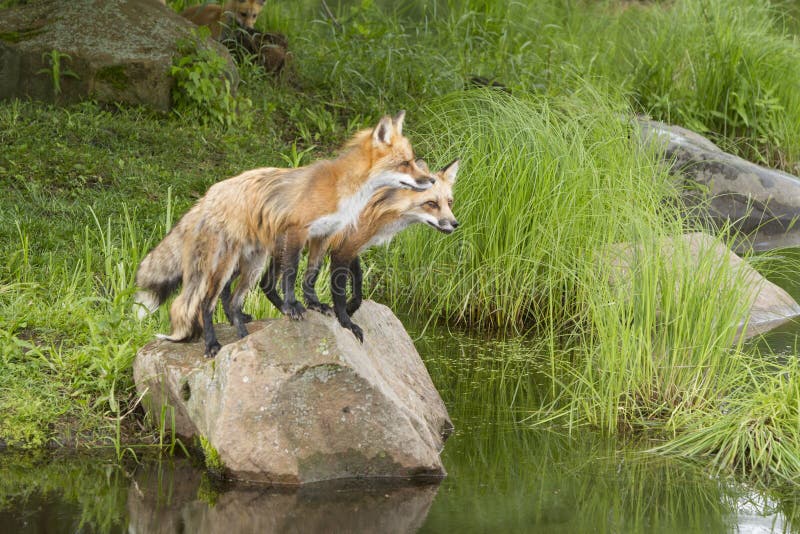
0, 0, 237, 110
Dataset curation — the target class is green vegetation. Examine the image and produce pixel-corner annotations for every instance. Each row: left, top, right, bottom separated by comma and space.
37, 49, 79, 98
171, 28, 250, 126
2, 0, 800, 494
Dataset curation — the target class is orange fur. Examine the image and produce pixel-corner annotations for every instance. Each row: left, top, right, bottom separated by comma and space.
180, 0, 265, 39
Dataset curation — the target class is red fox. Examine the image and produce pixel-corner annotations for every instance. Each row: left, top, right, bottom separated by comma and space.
134, 112, 433, 357
255, 159, 460, 341
180, 0, 265, 39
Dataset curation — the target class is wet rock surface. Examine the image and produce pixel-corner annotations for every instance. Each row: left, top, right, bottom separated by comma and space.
0, 0, 235, 110
133, 300, 453, 485
638, 119, 800, 251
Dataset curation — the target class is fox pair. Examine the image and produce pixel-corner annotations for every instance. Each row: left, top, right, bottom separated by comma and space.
135, 112, 459, 357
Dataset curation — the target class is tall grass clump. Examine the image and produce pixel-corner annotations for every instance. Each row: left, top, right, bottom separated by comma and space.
379, 88, 679, 333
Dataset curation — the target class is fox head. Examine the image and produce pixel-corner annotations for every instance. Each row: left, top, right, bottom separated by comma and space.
402, 159, 460, 234
363, 111, 435, 192
224, 0, 265, 28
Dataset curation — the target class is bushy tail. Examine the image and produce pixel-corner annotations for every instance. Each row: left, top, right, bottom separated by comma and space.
154, 290, 203, 341
133, 228, 184, 319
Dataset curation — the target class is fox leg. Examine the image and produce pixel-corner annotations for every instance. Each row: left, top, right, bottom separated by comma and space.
201, 299, 222, 358
198, 236, 239, 358
221, 272, 253, 325
346, 256, 363, 316
280, 229, 306, 320
259, 256, 284, 311
331, 253, 363, 342
303, 237, 333, 316
228, 249, 267, 339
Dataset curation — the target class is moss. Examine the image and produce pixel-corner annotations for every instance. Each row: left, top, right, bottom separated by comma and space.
95, 66, 129, 91
196, 472, 219, 506
198, 435, 225, 475
0, 27, 44, 43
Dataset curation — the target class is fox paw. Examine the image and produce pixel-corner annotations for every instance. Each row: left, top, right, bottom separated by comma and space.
204, 341, 221, 358
345, 322, 364, 343
307, 301, 334, 316
281, 302, 305, 320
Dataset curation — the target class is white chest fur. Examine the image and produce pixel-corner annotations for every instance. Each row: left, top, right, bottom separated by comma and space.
360, 217, 415, 253
307, 171, 414, 239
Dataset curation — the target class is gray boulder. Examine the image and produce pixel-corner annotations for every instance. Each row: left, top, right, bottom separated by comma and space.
133, 300, 453, 485
605, 232, 800, 339
638, 119, 800, 251
0, 0, 235, 110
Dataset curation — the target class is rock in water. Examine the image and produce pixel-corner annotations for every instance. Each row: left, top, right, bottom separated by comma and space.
0, 0, 236, 110
133, 300, 454, 485
637, 119, 800, 251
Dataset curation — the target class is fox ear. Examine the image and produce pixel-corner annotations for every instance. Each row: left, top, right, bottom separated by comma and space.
373, 116, 394, 146
393, 110, 406, 136
440, 159, 460, 183
415, 158, 429, 173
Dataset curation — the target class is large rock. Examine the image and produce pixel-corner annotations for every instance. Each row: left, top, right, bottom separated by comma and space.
0, 0, 235, 110
606, 232, 800, 339
638, 119, 800, 251
133, 300, 453, 485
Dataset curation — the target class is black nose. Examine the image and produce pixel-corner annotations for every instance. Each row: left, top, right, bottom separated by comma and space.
452, 220, 459, 229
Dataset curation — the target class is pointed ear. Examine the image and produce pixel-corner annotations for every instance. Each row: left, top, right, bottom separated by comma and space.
372, 116, 394, 146
392, 110, 406, 136
440, 159, 460, 183
415, 158, 429, 173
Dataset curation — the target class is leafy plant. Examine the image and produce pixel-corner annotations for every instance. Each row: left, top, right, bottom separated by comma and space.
170, 28, 251, 127
37, 50, 79, 99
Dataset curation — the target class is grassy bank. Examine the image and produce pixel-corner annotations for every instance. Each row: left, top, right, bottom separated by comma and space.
1, 0, 800, 485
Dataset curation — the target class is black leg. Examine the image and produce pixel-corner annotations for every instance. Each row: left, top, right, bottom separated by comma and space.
280, 245, 306, 320
221, 276, 253, 325
202, 303, 221, 358
331, 255, 363, 342
303, 259, 333, 315
346, 256, 363, 317
259, 257, 285, 312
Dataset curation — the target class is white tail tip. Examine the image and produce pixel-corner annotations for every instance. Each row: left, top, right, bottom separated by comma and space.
133, 291, 160, 320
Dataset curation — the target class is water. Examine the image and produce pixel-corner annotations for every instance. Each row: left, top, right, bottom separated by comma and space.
2, 251, 800, 533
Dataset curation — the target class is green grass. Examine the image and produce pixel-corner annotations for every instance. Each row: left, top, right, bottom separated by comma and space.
1, 0, 800, 488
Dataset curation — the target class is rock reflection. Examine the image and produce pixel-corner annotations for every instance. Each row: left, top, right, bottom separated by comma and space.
128, 461, 441, 534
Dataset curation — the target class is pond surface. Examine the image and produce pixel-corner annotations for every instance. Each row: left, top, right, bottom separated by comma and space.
2, 249, 800, 533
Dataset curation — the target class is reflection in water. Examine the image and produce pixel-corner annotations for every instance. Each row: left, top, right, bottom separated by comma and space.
128, 461, 440, 534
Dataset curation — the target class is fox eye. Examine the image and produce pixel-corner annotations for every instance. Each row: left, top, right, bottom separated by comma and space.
399, 160, 411, 168
425, 201, 439, 209
448, 199, 454, 207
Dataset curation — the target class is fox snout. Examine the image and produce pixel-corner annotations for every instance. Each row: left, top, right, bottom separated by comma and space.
433, 218, 459, 234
